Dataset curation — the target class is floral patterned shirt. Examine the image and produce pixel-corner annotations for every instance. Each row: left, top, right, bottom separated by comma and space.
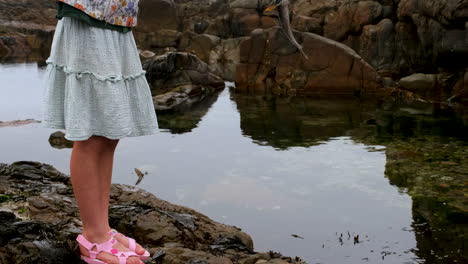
57, 0, 140, 27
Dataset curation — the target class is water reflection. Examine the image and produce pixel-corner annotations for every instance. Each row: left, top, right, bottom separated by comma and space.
0, 62, 47, 121
231, 93, 380, 150
1, 62, 467, 263
156, 90, 224, 134
229, 91, 467, 263
351, 110, 468, 263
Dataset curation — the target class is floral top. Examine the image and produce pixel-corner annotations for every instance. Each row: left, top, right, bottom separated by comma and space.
57, 0, 140, 27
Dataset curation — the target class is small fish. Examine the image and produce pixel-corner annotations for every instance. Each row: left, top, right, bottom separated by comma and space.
134, 168, 145, 185
291, 234, 304, 239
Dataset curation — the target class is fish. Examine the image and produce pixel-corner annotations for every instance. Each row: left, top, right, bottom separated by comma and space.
134, 167, 145, 185
263, 0, 309, 60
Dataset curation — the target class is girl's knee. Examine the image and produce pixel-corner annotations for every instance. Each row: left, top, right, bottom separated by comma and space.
74, 135, 119, 152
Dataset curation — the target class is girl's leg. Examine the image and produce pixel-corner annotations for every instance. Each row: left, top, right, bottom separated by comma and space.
70, 135, 142, 264
96, 136, 146, 255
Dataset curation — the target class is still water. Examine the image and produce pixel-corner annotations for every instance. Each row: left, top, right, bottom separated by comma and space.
0, 62, 466, 264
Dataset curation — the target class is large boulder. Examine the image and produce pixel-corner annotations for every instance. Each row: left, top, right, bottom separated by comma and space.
235, 27, 382, 95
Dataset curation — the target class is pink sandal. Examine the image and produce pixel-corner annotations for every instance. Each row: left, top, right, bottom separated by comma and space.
108, 229, 150, 261
76, 233, 142, 264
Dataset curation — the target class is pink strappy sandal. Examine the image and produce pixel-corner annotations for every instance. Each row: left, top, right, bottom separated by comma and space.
107, 229, 150, 261
76, 233, 142, 264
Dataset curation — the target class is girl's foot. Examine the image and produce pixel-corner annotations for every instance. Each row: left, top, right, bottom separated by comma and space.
79, 231, 144, 264
108, 229, 147, 256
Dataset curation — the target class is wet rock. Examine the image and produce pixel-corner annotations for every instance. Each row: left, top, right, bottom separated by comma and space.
143, 52, 225, 110
0, 161, 306, 263
398, 73, 437, 96
210, 236, 253, 253
48, 131, 73, 149
0, 119, 40, 128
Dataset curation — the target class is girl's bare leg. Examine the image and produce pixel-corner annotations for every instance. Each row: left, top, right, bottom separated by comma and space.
70, 135, 143, 264
97, 137, 146, 255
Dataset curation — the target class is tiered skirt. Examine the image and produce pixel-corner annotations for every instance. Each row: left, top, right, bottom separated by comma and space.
41, 16, 159, 141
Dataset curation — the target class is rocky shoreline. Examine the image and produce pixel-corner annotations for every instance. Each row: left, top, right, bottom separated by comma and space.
0, 161, 305, 264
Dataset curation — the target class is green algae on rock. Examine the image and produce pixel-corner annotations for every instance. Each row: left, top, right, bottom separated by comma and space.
350, 110, 468, 263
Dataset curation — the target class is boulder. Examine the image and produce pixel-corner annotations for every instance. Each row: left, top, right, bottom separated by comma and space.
235, 27, 382, 95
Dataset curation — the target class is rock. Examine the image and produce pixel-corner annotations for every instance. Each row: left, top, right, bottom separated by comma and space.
292, 0, 337, 24
0, 119, 40, 128
324, 1, 383, 41
452, 71, 468, 101
135, 29, 181, 49
344, 19, 395, 71
398, 73, 437, 96
0, 161, 305, 263
48, 131, 74, 149
235, 27, 382, 95
291, 15, 322, 34
143, 52, 225, 110
185, 34, 221, 62
229, 0, 258, 9
136, 0, 179, 32
140, 50, 156, 59
0, 0, 55, 62
0, 0, 56, 26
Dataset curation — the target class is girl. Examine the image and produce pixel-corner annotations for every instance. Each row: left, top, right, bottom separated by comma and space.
42, 1, 156, 263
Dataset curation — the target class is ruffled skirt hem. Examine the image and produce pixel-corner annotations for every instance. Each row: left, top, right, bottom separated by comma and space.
42, 60, 159, 142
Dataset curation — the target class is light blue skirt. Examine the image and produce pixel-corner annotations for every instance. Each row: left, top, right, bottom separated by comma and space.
41, 16, 159, 141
